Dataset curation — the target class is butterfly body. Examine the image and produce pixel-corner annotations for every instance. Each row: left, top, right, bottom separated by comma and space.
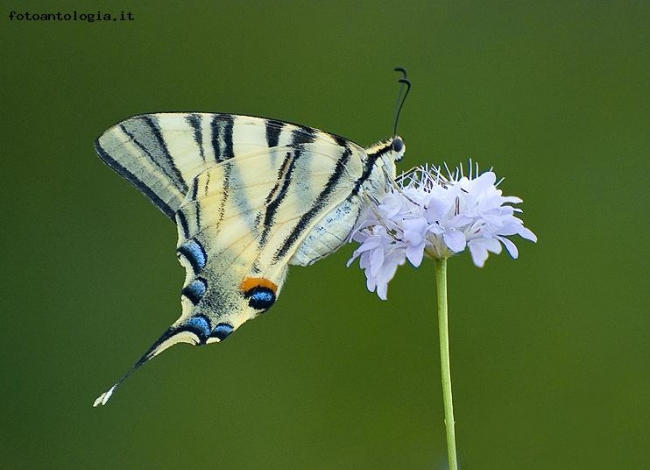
94, 112, 404, 405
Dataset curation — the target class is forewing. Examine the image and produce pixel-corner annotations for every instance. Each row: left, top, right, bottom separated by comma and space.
95, 113, 341, 218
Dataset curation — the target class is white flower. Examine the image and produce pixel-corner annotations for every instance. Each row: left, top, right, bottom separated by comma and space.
348, 163, 537, 299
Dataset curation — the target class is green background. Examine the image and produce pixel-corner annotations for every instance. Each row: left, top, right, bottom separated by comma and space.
2, 1, 648, 468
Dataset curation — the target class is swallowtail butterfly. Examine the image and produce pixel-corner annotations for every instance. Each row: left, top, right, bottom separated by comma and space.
93, 80, 409, 406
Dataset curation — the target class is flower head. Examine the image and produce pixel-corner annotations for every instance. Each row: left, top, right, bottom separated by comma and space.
348, 163, 537, 299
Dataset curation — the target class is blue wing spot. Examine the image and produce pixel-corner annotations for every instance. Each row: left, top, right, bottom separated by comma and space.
244, 286, 276, 311
182, 278, 207, 305
177, 240, 207, 272
183, 315, 211, 341
211, 323, 234, 341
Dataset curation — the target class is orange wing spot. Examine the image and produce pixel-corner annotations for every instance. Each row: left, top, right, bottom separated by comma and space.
239, 277, 278, 294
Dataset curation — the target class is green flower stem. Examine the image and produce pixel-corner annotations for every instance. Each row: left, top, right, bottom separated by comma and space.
435, 258, 458, 470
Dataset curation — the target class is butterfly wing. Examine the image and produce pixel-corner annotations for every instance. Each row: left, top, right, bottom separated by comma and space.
94, 113, 404, 405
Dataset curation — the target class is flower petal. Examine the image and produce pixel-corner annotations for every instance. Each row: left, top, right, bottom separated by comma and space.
348, 162, 537, 298
499, 236, 519, 259
443, 230, 467, 253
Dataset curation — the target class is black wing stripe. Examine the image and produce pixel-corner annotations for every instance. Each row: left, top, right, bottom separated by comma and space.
210, 115, 222, 162
291, 125, 317, 145
350, 143, 392, 196
118, 119, 188, 196
141, 116, 189, 194
264, 127, 317, 249
259, 151, 298, 245
176, 209, 190, 238
188, 178, 201, 234
265, 119, 284, 148
215, 163, 231, 230
210, 114, 236, 163
274, 144, 351, 261
186, 114, 206, 163
95, 140, 175, 219
222, 115, 235, 161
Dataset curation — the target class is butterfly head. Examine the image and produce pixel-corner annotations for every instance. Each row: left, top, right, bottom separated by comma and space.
365, 135, 406, 182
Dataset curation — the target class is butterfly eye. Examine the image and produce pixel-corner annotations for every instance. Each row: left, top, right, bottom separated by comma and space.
391, 137, 404, 154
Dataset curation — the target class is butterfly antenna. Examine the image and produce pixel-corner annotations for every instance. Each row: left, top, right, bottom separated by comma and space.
392, 67, 411, 136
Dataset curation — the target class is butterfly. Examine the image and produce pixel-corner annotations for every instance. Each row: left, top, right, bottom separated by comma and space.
93, 112, 406, 406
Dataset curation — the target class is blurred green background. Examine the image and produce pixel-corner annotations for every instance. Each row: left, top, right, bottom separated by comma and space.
2, 1, 648, 468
